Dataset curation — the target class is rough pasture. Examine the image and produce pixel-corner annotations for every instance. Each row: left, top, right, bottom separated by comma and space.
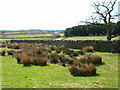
1, 43, 118, 88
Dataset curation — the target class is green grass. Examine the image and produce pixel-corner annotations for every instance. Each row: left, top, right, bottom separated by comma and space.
1, 34, 119, 43
1, 34, 59, 42
1, 49, 118, 88
3, 32, 23, 35
0, 38, 55, 42
4, 34, 53, 38
63, 36, 119, 41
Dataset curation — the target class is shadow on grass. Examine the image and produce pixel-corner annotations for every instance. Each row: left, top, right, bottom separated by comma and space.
72, 73, 100, 77
96, 62, 106, 66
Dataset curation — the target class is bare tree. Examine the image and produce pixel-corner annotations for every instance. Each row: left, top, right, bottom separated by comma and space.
80, 15, 101, 25
92, 0, 117, 41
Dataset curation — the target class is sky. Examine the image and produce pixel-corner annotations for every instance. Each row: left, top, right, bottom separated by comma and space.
0, 0, 119, 30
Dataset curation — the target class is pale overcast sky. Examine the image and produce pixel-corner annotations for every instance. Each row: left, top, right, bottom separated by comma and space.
0, 0, 119, 30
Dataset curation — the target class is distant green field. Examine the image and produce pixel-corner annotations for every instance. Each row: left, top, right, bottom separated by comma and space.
63, 36, 119, 41
3, 32, 22, 34
1, 34, 119, 43
0, 34, 58, 42
3, 34, 53, 38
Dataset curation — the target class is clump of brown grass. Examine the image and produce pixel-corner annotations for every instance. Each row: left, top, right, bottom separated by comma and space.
0, 50, 6, 56
82, 46, 94, 52
63, 49, 74, 56
49, 53, 60, 64
21, 55, 31, 66
68, 63, 96, 76
7, 50, 15, 55
32, 57, 49, 66
0, 44, 7, 47
80, 54, 102, 65
76, 50, 85, 55
14, 54, 22, 64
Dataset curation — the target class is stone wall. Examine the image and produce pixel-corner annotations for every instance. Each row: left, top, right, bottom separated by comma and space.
10, 40, 120, 53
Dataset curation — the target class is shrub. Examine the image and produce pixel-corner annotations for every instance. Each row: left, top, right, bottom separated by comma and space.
71, 51, 79, 57
21, 55, 31, 66
49, 53, 73, 65
82, 46, 94, 52
32, 57, 48, 66
0, 44, 2, 47
49, 53, 60, 64
58, 54, 74, 66
25, 52, 33, 56
68, 63, 96, 76
0, 50, 6, 56
7, 50, 15, 55
60, 46, 68, 51
63, 49, 74, 55
76, 50, 85, 55
54, 46, 67, 53
12, 44, 20, 49
14, 54, 22, 64
32, 47, 50, 57
73, 59, 81, 66
80, 54, 102, 65
55, 47, 61, 53
0, 44, 6, 47
7, 44, 13, 49
49, 45, 57, 51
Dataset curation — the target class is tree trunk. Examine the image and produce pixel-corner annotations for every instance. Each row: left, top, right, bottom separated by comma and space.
107, 32, 112, 41
105, 23, 112, 41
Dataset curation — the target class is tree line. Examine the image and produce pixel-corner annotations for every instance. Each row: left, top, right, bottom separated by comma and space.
64, 21, 120, 37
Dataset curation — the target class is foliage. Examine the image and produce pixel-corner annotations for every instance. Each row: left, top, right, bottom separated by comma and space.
64, 22, 120, 37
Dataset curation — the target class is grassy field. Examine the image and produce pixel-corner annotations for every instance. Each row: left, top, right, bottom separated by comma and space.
1, 48, 118, 88
1, 33, 63, 43
1, 36, 119, 44
1, 32, 119, 43
3, 34, 53, 38
63, 36, 119, 41
0, 34, 57, 43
